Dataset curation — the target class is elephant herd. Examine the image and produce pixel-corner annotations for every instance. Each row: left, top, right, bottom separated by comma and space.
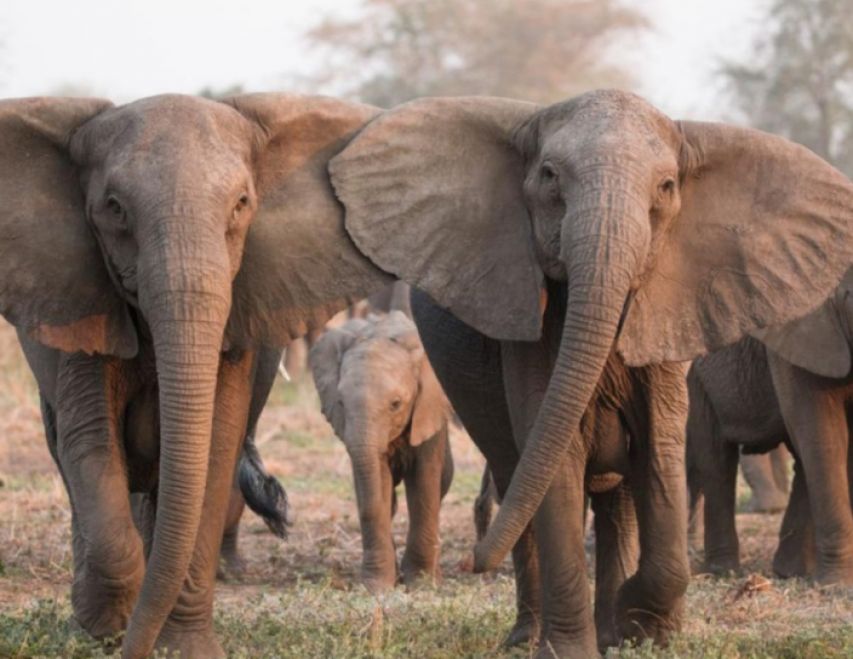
1, 88, 851, 658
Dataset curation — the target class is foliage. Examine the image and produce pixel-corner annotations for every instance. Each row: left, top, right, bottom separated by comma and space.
720, 0, 853, 175
301, 0, 648, 106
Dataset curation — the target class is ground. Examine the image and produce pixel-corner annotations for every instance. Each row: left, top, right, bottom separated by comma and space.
0, 319, 851, 658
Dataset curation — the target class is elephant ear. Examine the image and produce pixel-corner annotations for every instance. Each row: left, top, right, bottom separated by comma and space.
224, 94, 394, 348
410, 353, 449, 447
752, 267, 853, 378
308, 320, 367, 437
0, 97, 137, 358
330, 96, 544, 342
619, 121, 853, 366
380, 311, 449, 446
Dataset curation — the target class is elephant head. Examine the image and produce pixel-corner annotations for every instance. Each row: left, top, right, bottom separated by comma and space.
329, 90, 853, 571
310, 311, 447, 589
0, 93, 390, 656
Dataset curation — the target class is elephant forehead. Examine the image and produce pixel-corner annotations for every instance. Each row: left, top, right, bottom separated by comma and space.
342, 340, 415, 380
74, 94, 256, 165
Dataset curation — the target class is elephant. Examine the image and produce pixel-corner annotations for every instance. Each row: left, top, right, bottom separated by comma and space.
689, 269, 853, 581
328, 90, 853, 656
685, 337, 808, 576
221, 281, 414, 558
308, 311, 454, 590
740, 448, 790, 513
281, 280, 412, 381
0, 93, 391, 657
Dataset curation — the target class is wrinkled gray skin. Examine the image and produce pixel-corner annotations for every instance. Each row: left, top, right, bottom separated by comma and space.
688, 267, 853, 585
415, 283, 642, 652
310, 312, 453, 590
331, 90, 853, 656
0, 94, 390, 658
685, 337, 812, 577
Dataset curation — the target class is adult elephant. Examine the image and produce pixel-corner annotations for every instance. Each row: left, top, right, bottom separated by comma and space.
329, 90, 853, 656
0, 94, 390, 658
689, 269, 853, 582
686, 337, 808, 576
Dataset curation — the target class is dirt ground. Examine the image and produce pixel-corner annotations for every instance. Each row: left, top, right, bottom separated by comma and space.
0, 319, 851, 657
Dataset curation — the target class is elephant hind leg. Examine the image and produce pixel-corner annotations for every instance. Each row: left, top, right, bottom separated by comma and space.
773, 458, 816, 578
770, 357, 853, 585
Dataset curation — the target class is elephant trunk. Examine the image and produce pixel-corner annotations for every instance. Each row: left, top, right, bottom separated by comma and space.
474, 189, 647, 571
348, 430, 397, 591
122, 220, 232, 658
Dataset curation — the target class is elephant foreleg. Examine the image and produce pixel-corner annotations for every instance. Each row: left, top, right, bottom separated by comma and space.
218, 481, 247, 578
53, 353, 144, 640
591, 482, 638, 652
699, 441, 740, 574
154, 349, 255, 658
401, 424, 451, 584
617, 362, 690, 647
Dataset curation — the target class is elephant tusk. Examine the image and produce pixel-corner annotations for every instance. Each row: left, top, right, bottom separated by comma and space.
278, 350, 291, 382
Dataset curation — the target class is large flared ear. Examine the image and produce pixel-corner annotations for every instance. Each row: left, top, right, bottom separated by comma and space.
381, 311, 448, 447
330, 96, 544, 342
308, 320, 367, 438
752, 267, 853, 378
0, 97, 137, 358
224, 94, 394, 348
410, 355, 449, 447
619, 121, 853, 366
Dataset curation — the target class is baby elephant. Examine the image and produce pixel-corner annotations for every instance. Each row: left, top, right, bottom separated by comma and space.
310, 312, 454, 591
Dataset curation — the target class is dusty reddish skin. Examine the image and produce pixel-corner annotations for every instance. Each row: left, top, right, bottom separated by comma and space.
0, 93, 390, 658
332, 89, 853, 656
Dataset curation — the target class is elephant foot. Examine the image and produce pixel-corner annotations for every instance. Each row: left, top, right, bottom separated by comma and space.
502, 613, 540, 648
401, 568, 440, 589
71, 565, 142, 639
814, 563, 853, 586
155, 624, 225, 659
217, 552, 248, 582
616, 577, 683, 647
772, 546, 812, 579
534, 634, 598, 659
362, 569, 398, 595
401, 554, 440, 588
702, 554, 740, 576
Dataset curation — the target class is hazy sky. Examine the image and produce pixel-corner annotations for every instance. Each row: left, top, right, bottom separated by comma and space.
0, 0, 768, 119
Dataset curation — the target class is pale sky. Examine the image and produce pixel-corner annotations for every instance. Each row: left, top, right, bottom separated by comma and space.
0, 0, 769, 120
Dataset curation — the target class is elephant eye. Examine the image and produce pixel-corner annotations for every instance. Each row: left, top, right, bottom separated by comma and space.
540, 162, 558, 183
659, 177, 676, 194
390, 398, 402, 411
234, 193, 250, 216
106, 195, 124, 217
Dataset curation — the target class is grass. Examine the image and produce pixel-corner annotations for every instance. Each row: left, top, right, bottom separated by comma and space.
0, 318, 851, 657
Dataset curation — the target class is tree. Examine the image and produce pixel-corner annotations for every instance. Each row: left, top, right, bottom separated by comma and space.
301, 0, 648, 107
720, 0, 853, 175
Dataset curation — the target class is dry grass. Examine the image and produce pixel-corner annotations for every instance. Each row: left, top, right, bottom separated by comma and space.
0, 318, 851, 657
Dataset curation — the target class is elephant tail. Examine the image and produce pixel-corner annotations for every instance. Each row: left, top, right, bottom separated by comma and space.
238, 435, 292, 539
